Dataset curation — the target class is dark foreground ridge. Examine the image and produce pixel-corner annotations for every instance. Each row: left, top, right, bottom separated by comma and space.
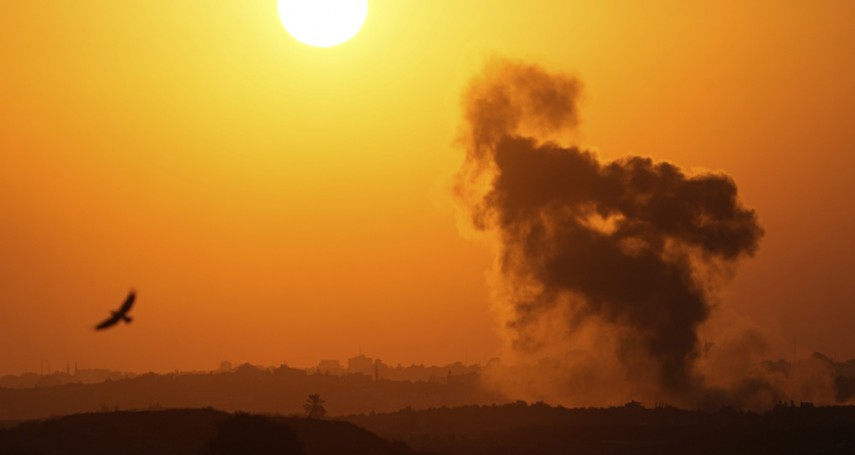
343, 402, 855, 455
3, 404, 855, 454
0, 408, 417, 455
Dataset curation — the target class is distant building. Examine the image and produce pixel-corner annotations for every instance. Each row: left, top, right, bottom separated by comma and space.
347, 354, 374, 376
373, 359, 382, 381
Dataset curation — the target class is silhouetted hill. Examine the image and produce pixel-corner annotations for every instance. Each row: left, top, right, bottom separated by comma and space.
4, 404, 855, 454
0, 409, 220, 454
344, 402, 855, 455
0, 409, 420, 455
0, 365, 499, 421
3, 354, 854, 422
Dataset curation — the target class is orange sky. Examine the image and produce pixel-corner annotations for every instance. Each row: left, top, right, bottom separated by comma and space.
1, 0, 854, 375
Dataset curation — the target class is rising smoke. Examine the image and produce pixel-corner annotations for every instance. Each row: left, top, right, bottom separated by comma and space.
454, 59, 829, 408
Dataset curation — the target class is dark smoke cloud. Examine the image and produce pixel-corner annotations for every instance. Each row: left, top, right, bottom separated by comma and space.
455, 59, 767, 405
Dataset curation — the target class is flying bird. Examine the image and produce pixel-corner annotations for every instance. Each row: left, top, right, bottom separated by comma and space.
95, 290, 136, 330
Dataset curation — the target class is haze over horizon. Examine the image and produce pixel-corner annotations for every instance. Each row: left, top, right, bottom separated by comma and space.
2, 0, 854, 387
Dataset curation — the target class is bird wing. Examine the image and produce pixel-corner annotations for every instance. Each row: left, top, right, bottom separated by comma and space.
117, 290, 136, 315
95, 313, 121, 330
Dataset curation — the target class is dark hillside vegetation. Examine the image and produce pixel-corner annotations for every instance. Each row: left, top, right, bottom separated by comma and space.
344, 402, 855, 455
3, 403, 855, 454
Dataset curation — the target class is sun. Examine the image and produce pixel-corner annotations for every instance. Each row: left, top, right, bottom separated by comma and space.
277, 0, 368, 48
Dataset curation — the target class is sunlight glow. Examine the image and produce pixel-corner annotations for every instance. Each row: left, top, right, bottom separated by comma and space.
277, 0, 368, 48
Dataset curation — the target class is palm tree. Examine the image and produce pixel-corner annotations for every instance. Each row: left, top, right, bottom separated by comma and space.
303, 393, 326, 419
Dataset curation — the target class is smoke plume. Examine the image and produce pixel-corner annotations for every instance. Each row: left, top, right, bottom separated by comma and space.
454, 59, 784, 407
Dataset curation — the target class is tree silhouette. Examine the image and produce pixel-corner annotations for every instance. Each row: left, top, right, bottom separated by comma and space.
303, 393, 326, 419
